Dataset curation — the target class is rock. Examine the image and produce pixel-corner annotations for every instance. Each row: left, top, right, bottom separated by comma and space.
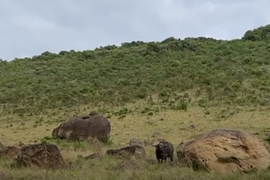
0, 142, 3, 148
106, 145, 146, 160
88, 138, 104, 153
85, 152, 102, 160
16, 143, 65, 169
176, 129, 270, 173
52, 113, 111, 143
152, 132, 165, 141
0, 146, 21, 159
151, 132, 166, 146
129, 138, 150, 147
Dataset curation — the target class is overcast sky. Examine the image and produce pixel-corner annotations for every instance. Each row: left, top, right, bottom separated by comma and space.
0, 0, 269, 61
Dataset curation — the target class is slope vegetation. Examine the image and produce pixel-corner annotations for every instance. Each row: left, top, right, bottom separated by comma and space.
1, 25, 270, 180
0, 25, 270, 114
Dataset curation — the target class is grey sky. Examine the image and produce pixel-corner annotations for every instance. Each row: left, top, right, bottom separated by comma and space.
0, 0, 269, 61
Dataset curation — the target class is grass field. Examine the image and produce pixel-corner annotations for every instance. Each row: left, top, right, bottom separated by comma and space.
1, 25, 270, 179
1, 104, 270, 179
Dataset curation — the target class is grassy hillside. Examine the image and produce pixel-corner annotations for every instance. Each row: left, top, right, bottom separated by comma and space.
1, 25, 270, 180
1, 24, 270, 115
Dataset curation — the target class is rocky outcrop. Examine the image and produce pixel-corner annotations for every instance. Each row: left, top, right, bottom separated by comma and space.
106, 145, 146, 160
52, 113, 111, 143
176, 129, 270, 173
16, 143, 65, 169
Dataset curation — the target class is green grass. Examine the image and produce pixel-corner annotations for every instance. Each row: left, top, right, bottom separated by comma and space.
1, 156, 270, 180
1, 24, 270, 179
0, 24, 270, 115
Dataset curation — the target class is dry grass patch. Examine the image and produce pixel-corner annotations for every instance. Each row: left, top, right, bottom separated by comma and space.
1, 105, 270, 146
1, 105, 270, 179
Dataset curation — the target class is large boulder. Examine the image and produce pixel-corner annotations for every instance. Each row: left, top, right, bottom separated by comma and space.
16, 143, 65, 169
106, 145, 146, 160
52, 113, 111, 143
177, 129, 270, 173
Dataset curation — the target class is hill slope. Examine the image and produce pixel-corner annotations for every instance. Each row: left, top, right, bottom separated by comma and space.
2, 25, 270, 180
1, 25, 270, 114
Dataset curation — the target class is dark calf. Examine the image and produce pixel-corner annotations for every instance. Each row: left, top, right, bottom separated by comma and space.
155, 140, 174, 163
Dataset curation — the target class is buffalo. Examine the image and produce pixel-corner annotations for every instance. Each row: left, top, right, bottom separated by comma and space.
155, 140, 174, 163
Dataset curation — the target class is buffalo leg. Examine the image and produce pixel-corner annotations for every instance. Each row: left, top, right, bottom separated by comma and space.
170, 155, 173, 162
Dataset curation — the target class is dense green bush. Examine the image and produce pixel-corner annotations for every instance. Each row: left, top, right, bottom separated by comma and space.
1, 24, 270, 113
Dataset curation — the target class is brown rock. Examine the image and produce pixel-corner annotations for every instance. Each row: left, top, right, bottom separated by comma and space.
52, 113, 111, 143
151, 132, 166, 146
88, 138, 104, 153
129, 138, 150, 147
85, 152, 102, 160
106, 145, 146, 160
152, 132, 165, 141
0, 146, 20, 159
176, 129, 270, 173
16, 143, 65, 169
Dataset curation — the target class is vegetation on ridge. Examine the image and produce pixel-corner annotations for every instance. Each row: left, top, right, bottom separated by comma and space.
1, 25, 270, 180
0, 25, 270, 115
